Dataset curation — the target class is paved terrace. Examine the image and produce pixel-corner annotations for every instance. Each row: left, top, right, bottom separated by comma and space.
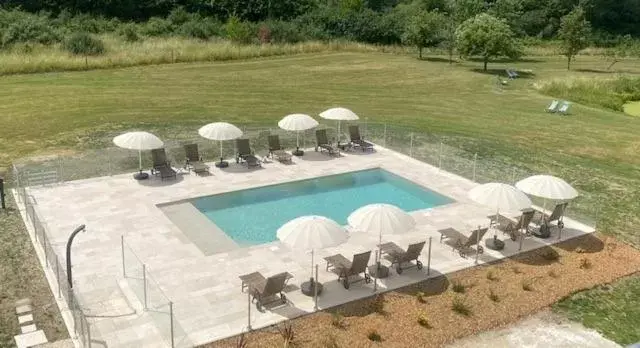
22, 144, 594, 347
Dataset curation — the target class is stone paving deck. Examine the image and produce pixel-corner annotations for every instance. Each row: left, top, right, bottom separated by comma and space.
22, 145, 595, 347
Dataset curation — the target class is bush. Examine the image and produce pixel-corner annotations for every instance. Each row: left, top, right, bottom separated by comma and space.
486, 270, 499, 281
278, 322, 294, 345
451, 280, 466, 293
225, 16, 255, 44
417, 313, 432, 328
367, 330, 382, 342
331, 311, 345, 329
579, 258, 592, 269
265, 20, 306, 43
415, 291, 427, 303
258, 24, 272, 44
64, 33, 106, 56
522, 279, 535, 291
118, 24, 140, 42
0, 11, 60, 47
371, 294, 386, 315
489, 288, 500, 302
179, 19, 220, 40
141, 17, 173, 37
452, 296, 471, 316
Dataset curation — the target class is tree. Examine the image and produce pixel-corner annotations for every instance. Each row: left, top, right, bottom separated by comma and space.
441, 16, 456, 64
402, 10, 444, 59
558, 6, 591, 70
455, 13, 521, 71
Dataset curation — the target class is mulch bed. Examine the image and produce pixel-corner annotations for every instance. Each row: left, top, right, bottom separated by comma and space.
206, 233, 640, 348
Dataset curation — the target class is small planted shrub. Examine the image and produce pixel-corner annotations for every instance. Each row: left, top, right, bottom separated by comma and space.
235, 333, 248, 348
278, 321, 294, 346
579, 258, 592, 269
488, 288, 500, 302
331, 310, 345, 329
512, 266, 523, 274
417, 313, 432, 328
225, 16, 255, 44
415, 291, 427, 303
522, 279, 535, 291
452, 296, 471, 316
451, 280, 466, 293
542, 250, 560, 261
486, 270, 499, 281
64, 33, 105, 56
322, 334, 340, 348
548, 269, 559, 278
258, 24, 272, 43
119, 23, 140, 42
575, 246, 586, 254
367, 330, 382, 342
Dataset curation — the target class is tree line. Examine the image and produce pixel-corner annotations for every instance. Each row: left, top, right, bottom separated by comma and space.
3, 0, 639, 39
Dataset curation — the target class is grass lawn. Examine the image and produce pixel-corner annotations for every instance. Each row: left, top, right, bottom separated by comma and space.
554, 274, 640, 346
1, 51, 639, 345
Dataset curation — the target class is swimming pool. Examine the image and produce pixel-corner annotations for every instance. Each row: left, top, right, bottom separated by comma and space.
192, 168, 454, 245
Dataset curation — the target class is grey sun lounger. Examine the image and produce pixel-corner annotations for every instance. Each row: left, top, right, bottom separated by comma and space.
151, 148, 177, 180
558, 101, 571, 114
315, 129, 338, 155
506, 69, 519, 79
439, 227, 487, 258
533, 202, 568, 238
348, 125, 374, 151
267, 135, 292, 163
239, 271, 292, 310
235, 138, 261, 168
379, 241, 426, 274
184, 144, 209, 174
547, 100, 560, 113
324, 251, 372, 289
488, 209, 535, 241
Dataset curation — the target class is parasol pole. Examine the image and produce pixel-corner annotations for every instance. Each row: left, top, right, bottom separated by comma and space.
138, 149, 142, 172
219, 140, 224, 163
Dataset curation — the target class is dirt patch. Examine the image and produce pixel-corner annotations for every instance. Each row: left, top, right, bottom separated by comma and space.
206, 234, 640, 348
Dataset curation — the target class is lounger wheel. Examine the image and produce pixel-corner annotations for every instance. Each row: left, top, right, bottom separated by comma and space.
558, 221, 565, 229
280, 293, 287, 304
396, 264, 403, 274
342, 277, 350, 289
458, 250, 466, 258
510, 232, 517, 241
416, 260, 423, 270
477, 246, 484, 254
364, 274, 371, 284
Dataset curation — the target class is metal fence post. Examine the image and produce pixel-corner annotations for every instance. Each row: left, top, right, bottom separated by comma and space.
143, 264, 148, 310
472, 153, 477, 182
121, 235, 126, 278
247, 290, 252, 331
438, 142, 443, 169
86, 319, 92, 348
169, 301, 175, 348
383, 123, 387, 147
59, 157, 64, 183
56, 255, 61, 298
409, 133, 414, 157
108, 149, 113, 176
511, 168, 517, 184
427, 237, 432, 276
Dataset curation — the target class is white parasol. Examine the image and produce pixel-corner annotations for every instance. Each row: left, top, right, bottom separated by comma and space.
198, 122, 243, 167
113, 131, 164, 180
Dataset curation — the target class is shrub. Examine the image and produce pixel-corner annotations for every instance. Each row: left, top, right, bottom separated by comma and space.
417, 313, 432, 328
118, 24, 140, 42
415, 291, 427, 303
168, 6, 191, 27
322, 334, 340, 348
331, 311, 345, 329
235, 333, 247, 348
266, 20, 306, 43
225, 16, 255, 44
141, 17, 173, 37
579, 258, 592, 269
451, 280, 466, 293
371, 294, 386, 315
0, 12, 60, 47
489, 288, 500, 302
512, 266, 523, 274
522, 279, 535, 291
541, 250, 560, 261
452, 296, 471, 316
278, 322, 294, 345
548, 269, 559, 278
64, 33, 106, 56
486, 270, 499, 281
179, 19, 219, 40
258, 24, 272, 43
367, 330, 382, 342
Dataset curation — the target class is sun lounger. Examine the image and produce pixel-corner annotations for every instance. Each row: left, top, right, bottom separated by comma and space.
267, 135, 292, 163
239, 271, 292, 310
184, 144, 209, 174
235, 138, 261, 168
547, 100, 559, 113
439, 227, 487, 258
488, 209, 535, 241
558, 101, 571, 114
506, 69, 519, 79
151, 148, 177, 180
348, 125, 374, 151
379, 241, 426, 274
315, 129, 338, 155
324, 251, 372, 289
532, 202, 568, 238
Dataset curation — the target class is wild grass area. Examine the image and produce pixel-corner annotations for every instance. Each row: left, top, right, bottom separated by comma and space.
1, 51, 640, 346
554, 275, 640, 346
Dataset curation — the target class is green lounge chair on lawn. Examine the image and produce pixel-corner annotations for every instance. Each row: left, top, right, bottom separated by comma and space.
558, 101, 571, 114
315, 129, 338, 155
184, 144, 209, 174
324, 251, 372, 289
547, 100, 560, 113
268, 135, 292, 163
151, 148, 177, 180
235, 138, 261, 168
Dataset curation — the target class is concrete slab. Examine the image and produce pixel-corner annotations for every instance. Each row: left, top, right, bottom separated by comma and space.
14, 330, 47, 348
16, 305, 33, 315
18, 314, 34, 325
21, 324, 37, 334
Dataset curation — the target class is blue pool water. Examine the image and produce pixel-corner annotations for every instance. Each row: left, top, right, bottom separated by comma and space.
192, 168, 454, 245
